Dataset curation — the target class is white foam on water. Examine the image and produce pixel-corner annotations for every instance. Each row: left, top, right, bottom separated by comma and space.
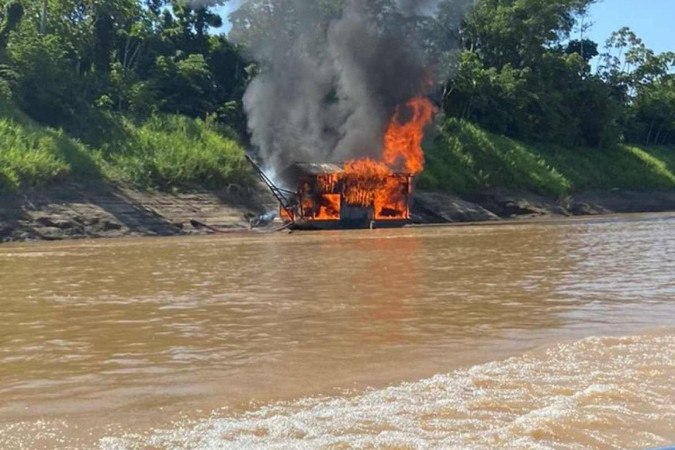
101, 332, 675, 450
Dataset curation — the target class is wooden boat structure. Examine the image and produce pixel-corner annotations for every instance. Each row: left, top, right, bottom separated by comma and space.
246, 155, 413, 230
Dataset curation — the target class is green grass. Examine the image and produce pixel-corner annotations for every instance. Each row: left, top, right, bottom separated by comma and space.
420, 118, 675, 196
0, 102, 72, 190
94, 115, 252, 189
0, 101, 253, 192
2, 101, 673, 197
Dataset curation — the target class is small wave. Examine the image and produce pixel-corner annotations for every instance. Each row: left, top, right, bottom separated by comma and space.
103, 332, 675, 450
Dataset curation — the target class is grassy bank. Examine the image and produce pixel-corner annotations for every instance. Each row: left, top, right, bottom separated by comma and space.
0, 101, 252, 192
0, 103, 70, 189
2, 101, 674, 197
420, 118, 675, 196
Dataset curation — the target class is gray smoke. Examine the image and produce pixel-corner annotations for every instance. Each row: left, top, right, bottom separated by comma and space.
231, 0, 467, 184
395, 0, 441, 16
327, 1, 428, 162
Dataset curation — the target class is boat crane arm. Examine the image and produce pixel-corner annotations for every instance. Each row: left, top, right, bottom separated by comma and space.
245, 154, 297, 221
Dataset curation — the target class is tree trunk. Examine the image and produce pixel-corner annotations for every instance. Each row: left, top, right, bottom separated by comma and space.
645, 119, 655, 145
40, 0, 47, 34
653, 125, 664, 146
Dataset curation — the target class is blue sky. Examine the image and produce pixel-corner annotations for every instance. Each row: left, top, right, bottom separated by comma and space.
585, 0, 674, 53
216, 0, 674, 53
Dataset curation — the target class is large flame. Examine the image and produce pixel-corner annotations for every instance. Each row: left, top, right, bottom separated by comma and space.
339, 97, 434, 219
288, 97, 434, 223
342, 159, 391, 207
343, 96, 434, 178
383, 97, 434, 174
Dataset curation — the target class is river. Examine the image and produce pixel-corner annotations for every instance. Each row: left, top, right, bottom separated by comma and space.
1, 213, 674, 449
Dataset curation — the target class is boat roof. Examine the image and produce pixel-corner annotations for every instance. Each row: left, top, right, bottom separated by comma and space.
291, 162, 344, 175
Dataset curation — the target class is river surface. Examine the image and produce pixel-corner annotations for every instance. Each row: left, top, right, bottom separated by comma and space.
1, 213, 674, 449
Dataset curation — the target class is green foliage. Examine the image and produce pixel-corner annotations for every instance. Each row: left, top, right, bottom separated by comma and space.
0, 0, 672, 196
152, 54, 216, 116
0, 102, 70, 191
0, 0, 23, 50
462, 0, 590, 69
598, 27, 675, 145
420, 118, 675, 195
0, 0, 247, 130
7, 32, 81, 124
0, 99, 252, 191
420, 118, 571, 195
624, 78, 675, 146
98, 114, 253, 189
443, 0, 675, 149
445, 0, 622, 148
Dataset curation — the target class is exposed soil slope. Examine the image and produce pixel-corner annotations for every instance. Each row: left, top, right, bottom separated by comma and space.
2, 183, 675, 243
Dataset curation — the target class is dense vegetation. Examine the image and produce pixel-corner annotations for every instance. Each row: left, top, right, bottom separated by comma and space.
0, 0, 673, 194
0, 0, 252, 191
420, 119, 675, 195
444, 0, 674, 148
0, 101, 251, 190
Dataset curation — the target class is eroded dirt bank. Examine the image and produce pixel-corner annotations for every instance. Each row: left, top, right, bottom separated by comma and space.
2, 183, 675, 242
0, 182, 275, 242
413, 189, 675, 223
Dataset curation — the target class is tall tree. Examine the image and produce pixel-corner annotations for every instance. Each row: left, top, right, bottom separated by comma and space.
443, 0, 621, 147
599, 27, 675, 145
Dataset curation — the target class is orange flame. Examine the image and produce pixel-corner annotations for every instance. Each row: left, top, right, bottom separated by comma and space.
336, 97, 433, 221
284, 97, 433, 224
374, 175, 411, 220
342, 159, 391, 207
383, 97, 435, 174
315, 193, 341, 220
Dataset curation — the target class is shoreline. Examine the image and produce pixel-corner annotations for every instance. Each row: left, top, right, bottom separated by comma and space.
2, 182, 675, 243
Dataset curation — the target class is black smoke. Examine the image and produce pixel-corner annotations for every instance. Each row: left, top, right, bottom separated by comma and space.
230, 0, 468, 184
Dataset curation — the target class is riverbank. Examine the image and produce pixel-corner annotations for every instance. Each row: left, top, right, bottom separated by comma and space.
0, 181, 276, 242
2, 181, 675, 243
419, 119, 675, 196
3, 102, 675, 242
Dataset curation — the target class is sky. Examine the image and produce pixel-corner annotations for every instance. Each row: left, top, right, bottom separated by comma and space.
215, 0, 675, 53
585, 0, 674, 54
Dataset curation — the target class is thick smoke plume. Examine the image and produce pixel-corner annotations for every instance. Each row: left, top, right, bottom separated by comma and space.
230, 0, 465, 184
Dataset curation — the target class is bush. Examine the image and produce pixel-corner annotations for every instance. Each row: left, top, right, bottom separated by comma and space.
0, 103, 79, 191
0, 116, 70, 190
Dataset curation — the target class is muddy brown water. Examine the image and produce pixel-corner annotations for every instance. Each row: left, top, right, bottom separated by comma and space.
1, 213, 674, 449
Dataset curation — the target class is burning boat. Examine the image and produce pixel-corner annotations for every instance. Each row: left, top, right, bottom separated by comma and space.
235, 0, 449, 231
248, 97, 434, 230
287, 161, 413, 229
247, 159, 414, 230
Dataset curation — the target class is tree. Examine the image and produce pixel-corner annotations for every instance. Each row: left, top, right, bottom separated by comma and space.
152, 53, 216, 115
0, 1, 24, 99
0, 0, 248, 129
443, 0, 621, 147
628, 78, 675, 145
8, 31, 81, 124
0, 0, 23, 50
461, 0, 594, 69
598, 27, 675, 145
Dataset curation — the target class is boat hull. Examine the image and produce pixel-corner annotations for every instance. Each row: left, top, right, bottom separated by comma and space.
289, 218, 410, 230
